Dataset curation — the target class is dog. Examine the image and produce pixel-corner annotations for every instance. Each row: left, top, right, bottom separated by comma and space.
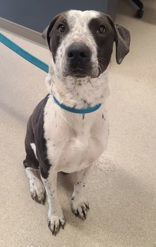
23, 10, 130, 235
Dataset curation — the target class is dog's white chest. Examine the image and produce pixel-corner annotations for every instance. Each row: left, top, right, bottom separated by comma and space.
44, 97, 108, 173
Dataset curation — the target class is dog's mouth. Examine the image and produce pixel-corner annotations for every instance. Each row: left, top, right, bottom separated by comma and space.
67, 68, 91, 78
63, 64, 100, 79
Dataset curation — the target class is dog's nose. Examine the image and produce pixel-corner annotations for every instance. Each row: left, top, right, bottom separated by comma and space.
67, 43, 91, 63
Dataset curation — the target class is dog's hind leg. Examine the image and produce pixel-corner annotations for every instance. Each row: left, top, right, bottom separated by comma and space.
71, 167, 90, 220
23, 123, 46, 204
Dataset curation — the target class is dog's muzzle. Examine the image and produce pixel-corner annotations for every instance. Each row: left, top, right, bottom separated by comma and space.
65, 42, 92, 78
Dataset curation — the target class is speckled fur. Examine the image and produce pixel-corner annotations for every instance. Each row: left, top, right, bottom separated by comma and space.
24, 10, 128, 235
42, 11, 111, 234
55, 10, 100, 79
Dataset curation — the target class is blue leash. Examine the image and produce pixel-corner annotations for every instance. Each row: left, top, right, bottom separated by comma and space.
0, 32, 101, 114
0, 33, 49, 73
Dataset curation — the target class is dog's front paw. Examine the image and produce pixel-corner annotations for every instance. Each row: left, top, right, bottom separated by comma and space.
30, 179, 46, 204
71, 199, 90, 220
48, 215, 66, 235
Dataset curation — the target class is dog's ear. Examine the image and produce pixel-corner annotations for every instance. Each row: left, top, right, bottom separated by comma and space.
114, 24, 131, 64
107, 16, 130, 64
42, 14, 60, 49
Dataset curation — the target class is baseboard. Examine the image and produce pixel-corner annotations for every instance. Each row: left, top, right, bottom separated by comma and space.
0, 17, 46, 46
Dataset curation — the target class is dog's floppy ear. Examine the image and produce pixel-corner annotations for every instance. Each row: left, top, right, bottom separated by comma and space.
114, 24, 130, 64
42, 14, 60, 49
107, 16, 130, 64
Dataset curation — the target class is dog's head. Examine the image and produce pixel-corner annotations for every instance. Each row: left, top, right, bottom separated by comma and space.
43, 10, 130, 79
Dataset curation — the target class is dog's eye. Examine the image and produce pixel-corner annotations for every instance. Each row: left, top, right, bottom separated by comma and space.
57, 24, 66, 33
97, 25, 106, 34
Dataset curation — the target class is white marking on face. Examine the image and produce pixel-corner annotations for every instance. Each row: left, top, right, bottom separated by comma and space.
54, 10, 100, 80
30, 143, 37, 159
47, 10, 110, 108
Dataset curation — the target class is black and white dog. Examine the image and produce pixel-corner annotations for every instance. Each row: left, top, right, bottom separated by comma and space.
23, 10, 130, 235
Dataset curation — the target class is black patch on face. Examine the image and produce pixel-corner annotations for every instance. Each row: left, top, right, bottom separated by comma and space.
48, 14, 69, 62
88, 15, 115, 74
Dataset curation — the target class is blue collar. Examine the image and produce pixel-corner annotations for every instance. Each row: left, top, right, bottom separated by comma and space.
53, 96, 101, 114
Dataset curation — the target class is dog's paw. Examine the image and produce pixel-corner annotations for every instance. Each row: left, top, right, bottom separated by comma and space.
29, 179, 46, 204
71, 199, 90, 220
48, 215, 66, 235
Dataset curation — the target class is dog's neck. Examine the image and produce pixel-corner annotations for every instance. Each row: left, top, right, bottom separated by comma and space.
45, 65, 110, 109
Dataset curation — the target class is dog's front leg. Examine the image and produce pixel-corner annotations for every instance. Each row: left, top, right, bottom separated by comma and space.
71, 167, 90, 220
41, 169, 65, 235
